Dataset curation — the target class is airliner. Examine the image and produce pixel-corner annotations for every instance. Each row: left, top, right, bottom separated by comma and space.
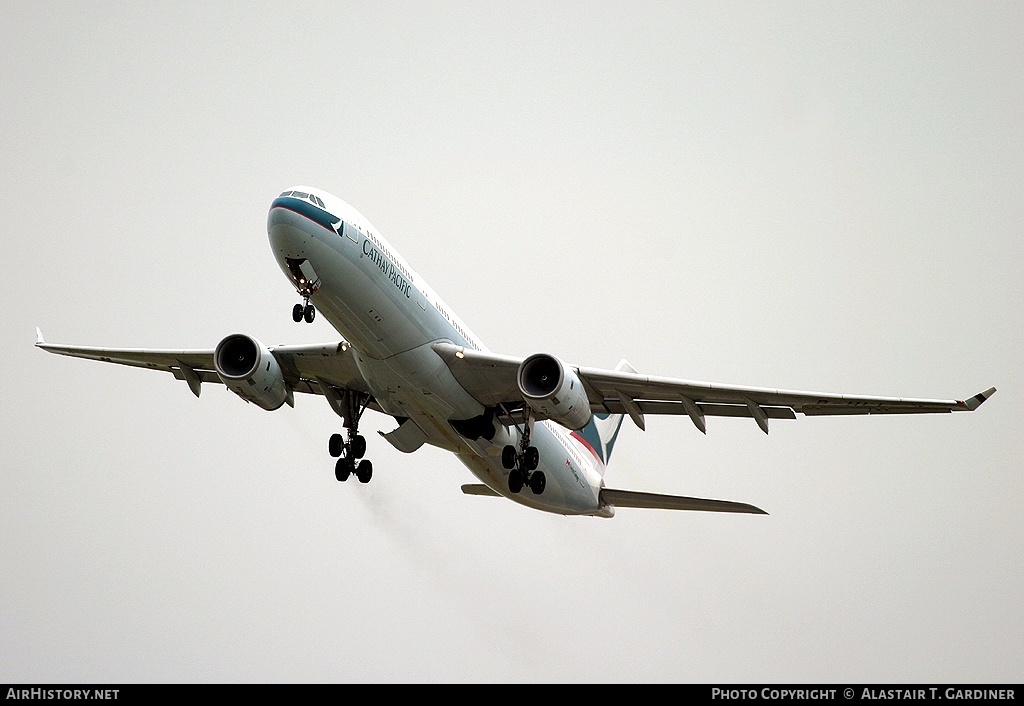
37, 186, 996, 517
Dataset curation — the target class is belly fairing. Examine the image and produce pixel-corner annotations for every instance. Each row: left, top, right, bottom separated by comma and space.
457, 422, 604, 515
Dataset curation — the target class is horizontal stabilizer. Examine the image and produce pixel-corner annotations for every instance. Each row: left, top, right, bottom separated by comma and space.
461, 483, 501, 497
601, 488, 768, 514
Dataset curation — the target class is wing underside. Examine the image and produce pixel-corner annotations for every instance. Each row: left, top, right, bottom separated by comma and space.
431, 343, 995, 434
38, 331, 994, 517
35, 330, 372, 402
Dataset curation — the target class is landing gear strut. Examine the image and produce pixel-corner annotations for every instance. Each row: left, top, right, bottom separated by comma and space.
325, 388, 373, 484
501, 409, 545, 495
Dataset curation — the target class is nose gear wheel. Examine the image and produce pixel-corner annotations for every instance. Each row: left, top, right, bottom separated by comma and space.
293, 302, 315, 323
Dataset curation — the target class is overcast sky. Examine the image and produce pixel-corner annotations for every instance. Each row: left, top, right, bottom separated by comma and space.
2, 1, 1021, 683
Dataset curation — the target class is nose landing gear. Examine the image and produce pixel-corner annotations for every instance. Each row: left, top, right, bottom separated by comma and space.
285, 258, 319, 324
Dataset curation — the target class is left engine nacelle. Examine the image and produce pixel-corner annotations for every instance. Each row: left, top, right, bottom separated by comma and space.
214, 334, 290, 411
517, 353, 593, 430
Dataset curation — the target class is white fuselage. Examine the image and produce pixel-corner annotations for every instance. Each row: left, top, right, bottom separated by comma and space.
267, 186, 606, 515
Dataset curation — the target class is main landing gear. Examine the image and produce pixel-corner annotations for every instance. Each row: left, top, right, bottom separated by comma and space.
501, 412, 545, 495
330, 429, 372, 483
326, 389, 373, 484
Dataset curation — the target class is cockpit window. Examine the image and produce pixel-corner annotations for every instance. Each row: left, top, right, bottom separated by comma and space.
278, 190, 326, 210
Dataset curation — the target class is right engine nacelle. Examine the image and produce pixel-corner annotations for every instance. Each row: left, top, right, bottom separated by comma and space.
517, 353, 593, 430
214, 334, 290, 411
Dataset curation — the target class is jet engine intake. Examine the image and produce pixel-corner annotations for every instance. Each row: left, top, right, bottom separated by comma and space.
214, 334, 290, 410
517, 353, 592, 430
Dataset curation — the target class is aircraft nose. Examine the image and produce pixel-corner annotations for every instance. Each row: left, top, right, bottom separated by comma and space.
267, 196, 314, 256
267, 200, 293, 230
268, 188, 341, 256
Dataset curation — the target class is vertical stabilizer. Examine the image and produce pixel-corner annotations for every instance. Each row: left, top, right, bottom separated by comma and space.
571, 359, 633, 474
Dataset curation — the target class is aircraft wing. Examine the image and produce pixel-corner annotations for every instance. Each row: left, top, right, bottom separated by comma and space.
35, 329, 370, 399
431, 343, 995, 434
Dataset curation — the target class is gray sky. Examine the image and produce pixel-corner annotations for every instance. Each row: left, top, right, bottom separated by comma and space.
2, 1, 1021, 683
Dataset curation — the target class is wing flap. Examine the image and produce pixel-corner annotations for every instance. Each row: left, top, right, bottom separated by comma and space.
623, 400, 798, 420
